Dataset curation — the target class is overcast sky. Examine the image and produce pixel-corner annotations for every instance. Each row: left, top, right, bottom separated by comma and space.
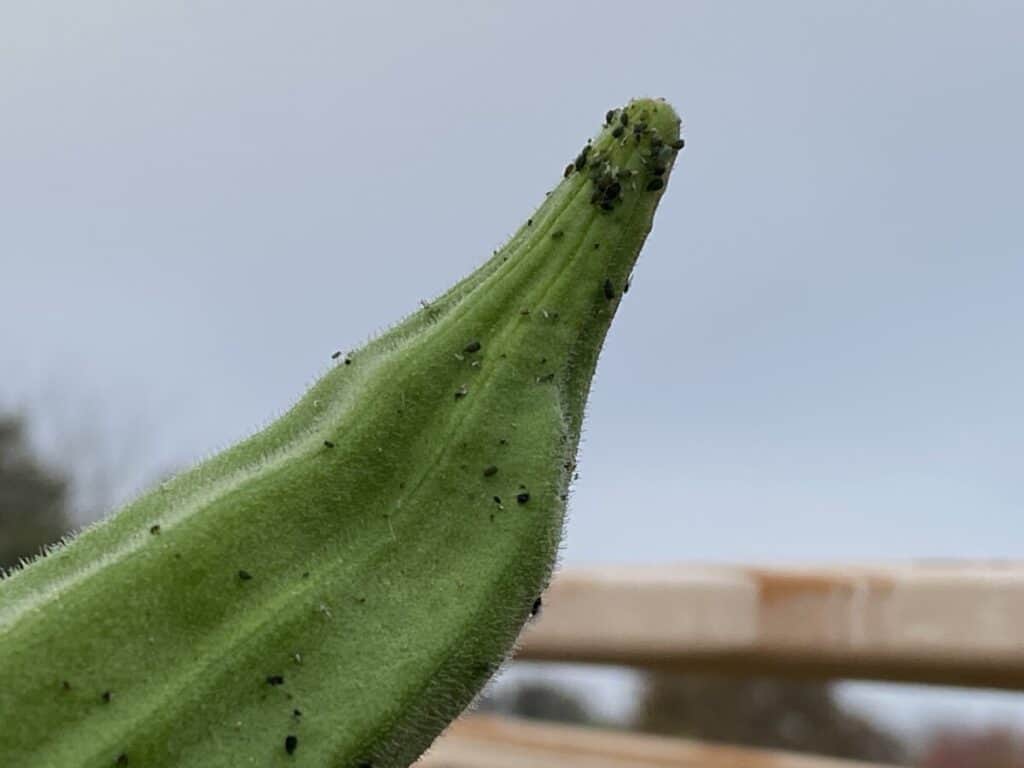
3, 1, 1023, 737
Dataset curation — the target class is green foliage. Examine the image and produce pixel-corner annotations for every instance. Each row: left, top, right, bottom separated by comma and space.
637, 673, 906, 764
0, 98, 681, 767
0, 414, 72, 571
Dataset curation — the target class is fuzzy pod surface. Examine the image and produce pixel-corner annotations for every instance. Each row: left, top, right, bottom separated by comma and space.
0, 98, 683, 767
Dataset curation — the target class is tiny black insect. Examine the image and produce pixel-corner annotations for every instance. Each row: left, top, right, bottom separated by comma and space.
619, 110, 629, 127
331, 351, 342, 360
267, 675, 285, 686
344, 357, 352, 365
293, 708, 303, 718
611, 126, 624, 139
454, 385, 468, 400
531, 596, 543, 617
323, 440, 335, 448
464, 339, 481, 354
563, 163, 574, 178
101, 690, 112, 703
115, 754, 129, 767
238, 570, 253, 581
551, 230, 564, 239
516, 492, 530, 505
603, 279, 616, 300
527, 218, 533, 226
646, 178, 665, 192
61, 680, 72, 691
605, 108, 616, 125
671, 138, 685, 150
285, 735, 298, 755
483, 465, 498, 477
574, 145, 590, 171
149, 524, 161, 535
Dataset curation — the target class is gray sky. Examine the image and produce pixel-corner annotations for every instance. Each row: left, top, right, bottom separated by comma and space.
3, 0, 1023, 737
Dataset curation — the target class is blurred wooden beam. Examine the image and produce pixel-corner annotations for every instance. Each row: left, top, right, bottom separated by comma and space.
516, 562, 1024, 689
417, 715, 897, 768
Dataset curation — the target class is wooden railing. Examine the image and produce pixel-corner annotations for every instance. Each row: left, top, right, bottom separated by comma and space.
417, 562, 1024, 767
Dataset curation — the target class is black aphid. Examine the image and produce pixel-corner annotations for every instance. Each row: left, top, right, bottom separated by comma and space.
619, 110, 629, 127
115, 754, 129, 767
464, 340, 481, 354
527, 218, 533, 226
646, 178, 664, 191
551, 230, 564, 239
493, 496, 502, 505
293, 708, 303, 718
516, 492, 530, 505
454, 385, 468, 400
531, 596, 543, 617
671, 138, 685, 150
652, 167, 666, 177
603, 279, 616, 300
267, 675, 285, 686
483, 465, 498, 477
323, 440, 335, 448
611, 126, 624, 139
61, 680, 71, 691
331, 351, 342, 360
285, 735, 298, 755
574, 144, 591, 172
344, 357, 352, 365
605, 108, 616, 125
238, 570, 253, 581
563, 163, 574, 178
149, 524, 161, 535
101, 690, 112, 703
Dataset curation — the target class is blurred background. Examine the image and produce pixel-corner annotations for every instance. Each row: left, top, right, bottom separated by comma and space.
2, 2, 1022, 765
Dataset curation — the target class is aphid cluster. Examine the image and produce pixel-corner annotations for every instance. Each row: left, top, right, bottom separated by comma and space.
558, 100, 681, 214
589, 159, 627, 211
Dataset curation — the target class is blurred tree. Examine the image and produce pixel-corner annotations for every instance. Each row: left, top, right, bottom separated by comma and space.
637, 673, 906, 764
918, 726, 1024, 768
476, 680, 595, 725
0, 413, 73, 571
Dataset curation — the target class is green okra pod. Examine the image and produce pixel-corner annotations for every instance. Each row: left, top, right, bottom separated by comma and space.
0, 97, 683, 767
